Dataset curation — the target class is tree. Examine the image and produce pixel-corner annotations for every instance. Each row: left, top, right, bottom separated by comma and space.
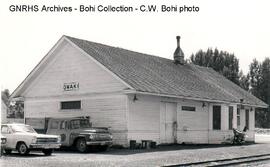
1, 89, 10, 105
249, 58, 270, 128
249, 59, 262, 98
238, 70, 249, 91
190, 48, 240, 85
260, 58, 270, 127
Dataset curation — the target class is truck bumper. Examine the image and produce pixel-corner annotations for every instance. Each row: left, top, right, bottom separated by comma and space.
30, 143, 61, 149
86, 141, 113, 146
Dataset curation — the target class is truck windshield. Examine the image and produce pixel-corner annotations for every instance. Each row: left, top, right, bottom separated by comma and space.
70, 119, 91, 129
11, 125, 36, 133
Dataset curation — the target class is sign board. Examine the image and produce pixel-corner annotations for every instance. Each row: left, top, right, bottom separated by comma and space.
63, 82, 79, 91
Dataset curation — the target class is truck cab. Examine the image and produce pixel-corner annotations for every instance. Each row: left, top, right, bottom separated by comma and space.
46, 117, 113, 152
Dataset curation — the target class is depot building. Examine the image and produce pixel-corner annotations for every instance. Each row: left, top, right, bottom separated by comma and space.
11, 35, 268, 146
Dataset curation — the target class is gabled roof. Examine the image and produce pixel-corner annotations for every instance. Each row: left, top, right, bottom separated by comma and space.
11, 35, 268, 108
66, 36, 267, 107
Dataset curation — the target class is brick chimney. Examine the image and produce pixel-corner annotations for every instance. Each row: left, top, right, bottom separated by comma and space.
173, 36, 185, 65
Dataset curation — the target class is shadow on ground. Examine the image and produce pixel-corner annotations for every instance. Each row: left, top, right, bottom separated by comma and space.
55, 143, 259, 155
2, 152, 55, 158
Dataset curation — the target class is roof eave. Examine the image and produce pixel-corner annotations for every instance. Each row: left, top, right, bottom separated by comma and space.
125, 90, 268, 108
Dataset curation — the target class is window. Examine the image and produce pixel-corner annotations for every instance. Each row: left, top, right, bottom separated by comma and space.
245, 109, 249, 130
50, 121, 59, 129
60, 121, 67, 129
182, 106, 196, 112
70, 119, 91, 129
237, 108, 240, 128
1, 126, 9, 134
213, 105, 221, 130
61, 101, 81, 110
229, 106, 233, 130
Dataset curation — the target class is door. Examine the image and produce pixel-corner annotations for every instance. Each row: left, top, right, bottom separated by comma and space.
160, 102, 177, 144
47, 120, 71, 146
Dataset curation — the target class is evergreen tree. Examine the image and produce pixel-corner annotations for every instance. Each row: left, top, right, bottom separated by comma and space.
249, 58, 270, 128
239, 70, 249, 91
190, 48, 239, 85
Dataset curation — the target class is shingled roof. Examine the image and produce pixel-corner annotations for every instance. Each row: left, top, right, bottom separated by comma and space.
65, 36, 267, 107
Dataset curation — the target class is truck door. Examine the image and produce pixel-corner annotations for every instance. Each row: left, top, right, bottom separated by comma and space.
58, 120, 71, 146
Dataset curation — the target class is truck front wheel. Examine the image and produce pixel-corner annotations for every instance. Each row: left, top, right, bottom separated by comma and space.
76, 138, 88, 153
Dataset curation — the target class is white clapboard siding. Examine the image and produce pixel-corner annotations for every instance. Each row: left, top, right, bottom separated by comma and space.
23, 40, 127, 98
177, 100, 209, 143
127, 95, 161, 143
25, 94, 128, 146
208, 130, 234, 144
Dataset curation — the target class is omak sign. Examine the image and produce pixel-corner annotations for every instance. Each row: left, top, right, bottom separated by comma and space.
63, 82, 79, 91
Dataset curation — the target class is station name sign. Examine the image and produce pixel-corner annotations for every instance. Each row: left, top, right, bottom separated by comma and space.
63, 82, 79, 91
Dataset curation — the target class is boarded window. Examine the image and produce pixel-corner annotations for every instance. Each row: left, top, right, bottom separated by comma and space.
213, 105, 221, 130
245, 109, 249, 130
237, 108, 240, 128
61, 101, 81, 110
182, 106, 196, 111
229, 106, 233, 130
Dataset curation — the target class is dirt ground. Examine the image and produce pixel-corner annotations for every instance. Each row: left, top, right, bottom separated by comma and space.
1, 134, 270, 167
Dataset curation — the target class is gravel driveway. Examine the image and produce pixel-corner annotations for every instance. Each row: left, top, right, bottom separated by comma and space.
1, 142, 270, 167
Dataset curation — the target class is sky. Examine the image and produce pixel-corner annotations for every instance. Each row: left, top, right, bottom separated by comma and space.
1, 0, 270, 93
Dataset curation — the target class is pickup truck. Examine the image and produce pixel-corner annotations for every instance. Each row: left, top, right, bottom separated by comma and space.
46, 117, 113, 153
1, 124, 61, 155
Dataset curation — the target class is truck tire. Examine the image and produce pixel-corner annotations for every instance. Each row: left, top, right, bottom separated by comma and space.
76, 138, 88, 153
17, 142, 29, 155
42, 149, 53, 156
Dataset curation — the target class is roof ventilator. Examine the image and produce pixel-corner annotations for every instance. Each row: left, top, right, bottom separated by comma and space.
173, 36, 185, 65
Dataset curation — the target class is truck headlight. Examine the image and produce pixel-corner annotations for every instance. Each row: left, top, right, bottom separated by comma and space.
57, 136, 61, 143
89, 134, 94, 140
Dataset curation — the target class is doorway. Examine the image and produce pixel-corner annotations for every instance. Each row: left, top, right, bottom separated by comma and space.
160, 102, 177, 144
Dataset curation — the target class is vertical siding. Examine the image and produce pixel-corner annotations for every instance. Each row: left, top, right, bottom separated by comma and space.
25, 94, 128, 146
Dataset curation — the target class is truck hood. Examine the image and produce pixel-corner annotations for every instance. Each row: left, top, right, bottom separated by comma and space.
79, 128, 109, 134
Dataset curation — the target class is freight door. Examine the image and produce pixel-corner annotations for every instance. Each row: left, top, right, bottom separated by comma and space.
160, 102, 177, 144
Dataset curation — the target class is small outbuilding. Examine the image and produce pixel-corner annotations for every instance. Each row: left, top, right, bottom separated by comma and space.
11, 35, 268, 146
